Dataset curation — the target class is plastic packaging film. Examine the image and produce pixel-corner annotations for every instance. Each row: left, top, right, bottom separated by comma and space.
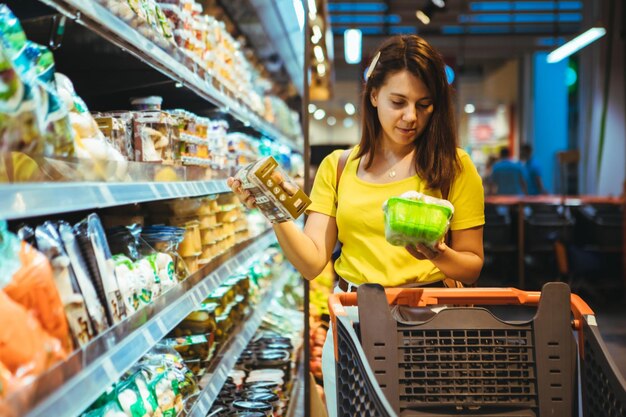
383, 191, 454, 249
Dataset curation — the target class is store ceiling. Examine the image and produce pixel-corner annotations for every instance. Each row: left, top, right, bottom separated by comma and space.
328, 0, 584, 80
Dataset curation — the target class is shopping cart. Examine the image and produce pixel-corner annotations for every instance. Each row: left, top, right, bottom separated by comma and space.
328, 282, 626, 417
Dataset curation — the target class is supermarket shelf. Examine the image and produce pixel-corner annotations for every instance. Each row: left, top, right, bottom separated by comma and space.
188, 265, 297, 417
0, 180, 230, 220
37, 0, 303, 150
6, 231, 276, 417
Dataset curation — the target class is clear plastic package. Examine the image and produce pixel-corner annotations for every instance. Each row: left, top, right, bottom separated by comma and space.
383, 191, 454, 248
235, 156, 311, 223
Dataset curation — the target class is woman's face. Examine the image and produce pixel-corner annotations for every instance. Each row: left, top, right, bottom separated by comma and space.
370, 69, 434, 148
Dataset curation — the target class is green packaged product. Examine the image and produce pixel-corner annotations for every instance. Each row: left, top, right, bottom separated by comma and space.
383, 191, 454, 248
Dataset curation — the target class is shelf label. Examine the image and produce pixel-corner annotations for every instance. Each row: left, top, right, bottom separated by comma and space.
98, 184, 115, 205
156, 318, 168, 334
208, 382, 218, 396
102, 357, 118, 382
148, 183, 161, 199
143, 329, 156, 346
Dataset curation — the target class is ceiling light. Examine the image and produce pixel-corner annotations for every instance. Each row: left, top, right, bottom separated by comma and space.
344, 102, 356, 115
327, 116, 337, 126
431, 0, 445, 8
344, 28, 362, 64
416, 10, 431, 24
546, 27, 606, 63
313, 108, 326, 120
307, 0, 317, 20
293, 0, 305, 31
317, 63, 326, 76
314, 45, 325, 62
308, 103, 317, 113
464, 104, 476, 114
343, 117, 355, 128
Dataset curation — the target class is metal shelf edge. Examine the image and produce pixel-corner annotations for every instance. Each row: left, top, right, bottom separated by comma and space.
0, 180, 230, 220
189, 266, 295, 417
21, 232, 277, 417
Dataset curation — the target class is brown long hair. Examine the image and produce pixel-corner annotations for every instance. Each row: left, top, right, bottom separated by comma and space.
357, 35, 460, 192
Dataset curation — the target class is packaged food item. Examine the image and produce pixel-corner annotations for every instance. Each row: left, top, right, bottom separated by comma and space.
172, 304, 217, 336
74, 214, 127, 325
35, 222, 94, 347
235, 156, 311, 223
94, 112, 134, 160
58, 221, 109, 335
133, 111, 176, 163
0, 291, 66, 379
383, 191, 454, 248
0, 6, 74, 158
130, 96, 163, 111
2, 237, 72, 353
161, 335, 210, 361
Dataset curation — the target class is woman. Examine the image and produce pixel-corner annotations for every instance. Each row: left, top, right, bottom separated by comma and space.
228, 35, 485, 415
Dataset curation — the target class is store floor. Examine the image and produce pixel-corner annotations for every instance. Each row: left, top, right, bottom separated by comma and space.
591, 293, 626, 377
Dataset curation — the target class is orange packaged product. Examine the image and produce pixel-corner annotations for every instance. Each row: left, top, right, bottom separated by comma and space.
3, 241, 72, 353
0, 291, 66, 378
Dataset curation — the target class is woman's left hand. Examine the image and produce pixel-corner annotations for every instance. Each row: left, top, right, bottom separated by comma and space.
406, 241, 447, 261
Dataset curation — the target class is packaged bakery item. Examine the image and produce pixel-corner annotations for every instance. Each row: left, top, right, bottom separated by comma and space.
383, 191, 454, 249
235, 156, 311, 223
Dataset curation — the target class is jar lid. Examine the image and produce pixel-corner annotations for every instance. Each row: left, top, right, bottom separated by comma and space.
232, 400, 272, 412
244, 381, 280, 389
265, 342, 293, 350
243, 391, 279, 403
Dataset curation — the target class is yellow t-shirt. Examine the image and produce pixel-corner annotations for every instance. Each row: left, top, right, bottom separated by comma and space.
307, 146, 485, 286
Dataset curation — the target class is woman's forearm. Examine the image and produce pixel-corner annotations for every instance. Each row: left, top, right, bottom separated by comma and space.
272, 221, 328, 280
431, 247, 483, 284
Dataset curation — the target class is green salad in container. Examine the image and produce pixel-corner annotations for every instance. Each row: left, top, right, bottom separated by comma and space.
383, 191, 454, 248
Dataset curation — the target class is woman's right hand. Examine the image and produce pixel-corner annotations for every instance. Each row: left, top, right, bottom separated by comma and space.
226, 177, 257, 209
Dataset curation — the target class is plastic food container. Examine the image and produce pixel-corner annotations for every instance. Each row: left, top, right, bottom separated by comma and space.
130, 96, 163, 111
383, 192, 454, 248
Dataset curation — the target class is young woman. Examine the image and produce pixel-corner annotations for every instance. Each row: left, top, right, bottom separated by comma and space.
228, 34, 485, 415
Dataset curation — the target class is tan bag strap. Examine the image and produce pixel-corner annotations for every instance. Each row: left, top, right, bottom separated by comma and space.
335, 148, 353, 191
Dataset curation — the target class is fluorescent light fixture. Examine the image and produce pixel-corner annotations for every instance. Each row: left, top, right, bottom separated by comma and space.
464, 104, 476, 114
293, 0, 305, 31
313, 45, 325, 62
416, 10, 431, 24
308, 103, 317, 113
311, 25, 322, 43
307, 0, 317, 20
344, 102, 356, 115
317, 63, 326, 76
327, 116, 337, 126
313, 109, 326, 120
547, 27, 606, 63
344, 28, 362, 64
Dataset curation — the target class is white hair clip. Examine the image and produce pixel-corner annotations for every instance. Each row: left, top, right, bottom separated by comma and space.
365, 51, 381, 81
